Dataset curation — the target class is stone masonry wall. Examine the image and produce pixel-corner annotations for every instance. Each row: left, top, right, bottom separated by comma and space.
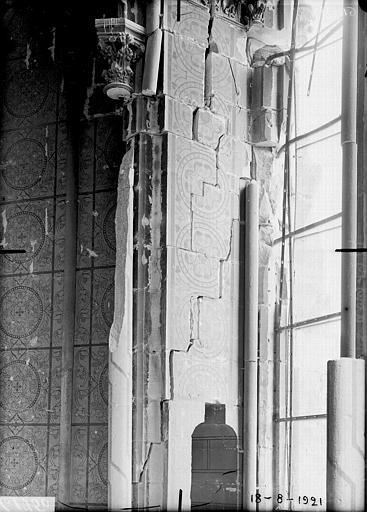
119, 1, 286, 509
162, 3, 250, 510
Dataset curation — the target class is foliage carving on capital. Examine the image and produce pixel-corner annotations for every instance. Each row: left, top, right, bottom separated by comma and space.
95, 18, 145, 100
214, 0, 274, 26
99, 32, 144, 90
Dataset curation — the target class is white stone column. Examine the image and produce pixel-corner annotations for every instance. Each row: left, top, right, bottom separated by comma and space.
327, 358, 365, 511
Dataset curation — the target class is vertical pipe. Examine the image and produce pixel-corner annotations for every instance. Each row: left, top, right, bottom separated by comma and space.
327, 2, 365, 511
243, 181, 259, 511
340, 0, 358, 358
58, 120, 78, 507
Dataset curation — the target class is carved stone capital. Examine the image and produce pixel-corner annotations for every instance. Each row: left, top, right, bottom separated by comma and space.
214, 0, 274, 26
215, 0, 241, 22
96, 18, 145, 100
241, 0, 274, 26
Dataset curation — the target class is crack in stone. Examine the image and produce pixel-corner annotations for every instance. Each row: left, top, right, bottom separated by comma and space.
137, 442, 161, 483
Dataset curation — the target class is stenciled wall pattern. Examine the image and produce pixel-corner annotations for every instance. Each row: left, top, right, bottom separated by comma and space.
0, 6, 122, 506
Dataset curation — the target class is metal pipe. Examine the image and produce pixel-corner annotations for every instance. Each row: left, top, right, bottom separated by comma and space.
340, 0, 358, 357
243, 181, 259, 511
326, 3, 365, 511
58, 119, 78, 507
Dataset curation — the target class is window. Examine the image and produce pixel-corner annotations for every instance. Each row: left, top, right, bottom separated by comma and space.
274, 1, 343, 508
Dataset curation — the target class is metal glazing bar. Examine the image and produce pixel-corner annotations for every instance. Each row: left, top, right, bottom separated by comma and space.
273, 212, 342, 244
276, 414, 327, 423
277, 116, 341, 155
276, 312, 341, 333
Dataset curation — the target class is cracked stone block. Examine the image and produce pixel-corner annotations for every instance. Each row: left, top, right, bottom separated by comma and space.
193, 108, 226, 148
250, 109, 279, 146
225, 172, 241, 196
210, 16, 248, 63
124, 96, 161, 138
169, 247, 221, 298
209, 99, 251, 142
162, 0, 210, 47
228, 105, 250, 141
124, 96, 195, 140
163, 96, 195, 139
209, 92, 230, 118
165, 247, 221, 351
166, 134, 216, 249
163, 31, 205, 107
168, 133, 217, 195
217, 135, 251, 177
190, 297, 235, 361
259, 187, 275, 224
206, 52, 249, 109
192, 218, 231, 259
226, 59, 249, 108
194, 297, 231, 359
166, 178, 192, 251
171, 351, 229, 401
191, 179, 237, 259
189, 296, 239, 363
162, 0, 209, 45
220, 258, 241, 299
206, 52, 230, 106
253, 146, 275, 184
252, 64, 286, 111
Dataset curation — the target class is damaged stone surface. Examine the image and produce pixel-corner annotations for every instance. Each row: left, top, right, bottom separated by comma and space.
126, 0, 285, 509
193, 108, 226, 148
124, 95, 195, 140
162, 0, 210, 47
205, 51, 249, 109
163, 31, 206, 107
250, 62, 289, 147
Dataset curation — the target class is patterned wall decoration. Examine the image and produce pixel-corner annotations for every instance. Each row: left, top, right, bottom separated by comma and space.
0, 7, 122, 506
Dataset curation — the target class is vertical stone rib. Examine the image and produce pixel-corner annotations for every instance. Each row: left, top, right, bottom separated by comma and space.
58, 119, 78, 507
